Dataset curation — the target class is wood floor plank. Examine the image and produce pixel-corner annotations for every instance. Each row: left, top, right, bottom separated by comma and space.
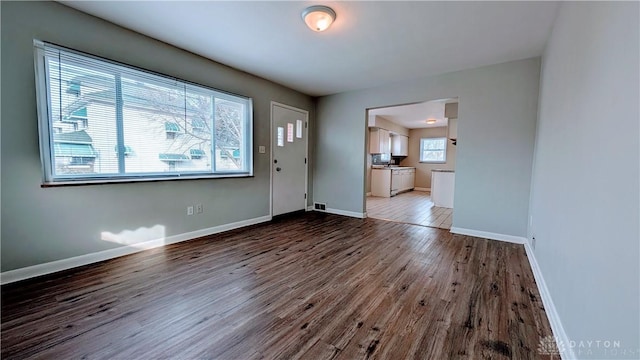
367, 191, 453, 230
1, 212, 553, 359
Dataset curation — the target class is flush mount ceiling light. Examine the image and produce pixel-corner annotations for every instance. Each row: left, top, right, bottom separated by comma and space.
302, 5, 336, 32
426, 119, 437, 124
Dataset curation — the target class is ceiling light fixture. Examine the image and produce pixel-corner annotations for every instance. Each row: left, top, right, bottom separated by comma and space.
426, 119, 437, 124
302, 5, 336, 32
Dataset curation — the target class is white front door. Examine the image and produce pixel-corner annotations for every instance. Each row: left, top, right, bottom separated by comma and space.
271, 102, 308, 216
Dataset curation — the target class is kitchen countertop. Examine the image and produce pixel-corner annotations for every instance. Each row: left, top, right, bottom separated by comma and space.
372, 166, 415, 170
432, 169, 455, 173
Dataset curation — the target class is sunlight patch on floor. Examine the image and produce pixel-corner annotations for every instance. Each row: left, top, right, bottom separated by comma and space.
101, 225, 166, 248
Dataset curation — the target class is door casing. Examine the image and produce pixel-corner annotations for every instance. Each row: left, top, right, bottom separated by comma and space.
270, 101, 309, 217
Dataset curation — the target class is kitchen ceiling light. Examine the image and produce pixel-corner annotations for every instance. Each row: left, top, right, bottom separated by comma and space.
426, 119, 437, 124
302, 5, 336, 32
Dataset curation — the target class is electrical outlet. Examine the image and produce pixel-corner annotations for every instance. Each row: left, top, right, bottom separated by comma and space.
258, 145, 266, 154
196, 204, 203, 214
187, 206, 194, 216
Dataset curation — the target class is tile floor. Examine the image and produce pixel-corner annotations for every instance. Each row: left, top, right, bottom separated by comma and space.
366, 190, 453, 229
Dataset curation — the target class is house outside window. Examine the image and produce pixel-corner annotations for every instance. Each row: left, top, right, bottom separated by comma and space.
52, 130, 98, 174
420, 137, 447, 163
165, 122, 181, 140
34, 40, 253, 184
191, 119, 206, 132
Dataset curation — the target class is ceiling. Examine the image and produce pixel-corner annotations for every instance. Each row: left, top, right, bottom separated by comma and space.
59, 1, 559, 97
369, 99, 455, 129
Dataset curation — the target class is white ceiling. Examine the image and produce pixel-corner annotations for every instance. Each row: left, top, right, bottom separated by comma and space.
59, 1, 559, 97
369, 99, 455, 129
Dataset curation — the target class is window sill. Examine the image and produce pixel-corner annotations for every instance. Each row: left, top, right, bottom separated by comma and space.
41, 173, 253, 188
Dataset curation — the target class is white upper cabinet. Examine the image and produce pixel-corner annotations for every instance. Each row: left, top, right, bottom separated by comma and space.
369, 128, 390, 154
391, 135, 409, 156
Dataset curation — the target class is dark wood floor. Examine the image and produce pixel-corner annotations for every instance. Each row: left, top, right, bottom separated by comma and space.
1, 213, 553, 359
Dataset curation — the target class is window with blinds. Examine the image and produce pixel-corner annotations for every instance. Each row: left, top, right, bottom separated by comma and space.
33, 40, 253, 184
419, 137, 447, 163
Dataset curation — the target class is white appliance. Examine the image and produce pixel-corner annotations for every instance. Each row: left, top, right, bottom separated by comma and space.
391, 169, 400, 196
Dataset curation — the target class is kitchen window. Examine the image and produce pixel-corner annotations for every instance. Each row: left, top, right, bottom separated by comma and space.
34, 40, 253, 185
420, 137, 447, 163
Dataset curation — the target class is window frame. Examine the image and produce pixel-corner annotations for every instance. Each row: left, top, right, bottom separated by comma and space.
419, 137, 447, 164
33, 40, 253, 186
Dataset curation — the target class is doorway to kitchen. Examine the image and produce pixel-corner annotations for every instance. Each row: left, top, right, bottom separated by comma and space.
365, 98, 458, 230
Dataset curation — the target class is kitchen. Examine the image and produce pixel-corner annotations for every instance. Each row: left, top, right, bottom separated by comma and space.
366, 99, 457, 229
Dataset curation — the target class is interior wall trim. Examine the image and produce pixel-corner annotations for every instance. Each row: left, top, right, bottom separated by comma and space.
524, 242, 574, 359
324, 208, 367, 219
0, 215, 272, 285
450, 227, 527, 244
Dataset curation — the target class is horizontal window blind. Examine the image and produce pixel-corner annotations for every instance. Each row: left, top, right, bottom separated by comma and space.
420, 137, 447, 163
34, 41, 253, 184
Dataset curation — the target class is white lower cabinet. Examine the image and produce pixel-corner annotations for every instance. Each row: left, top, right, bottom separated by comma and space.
372, 168, 415, 197
371, 169, 392, 197
431, 171, 455, 208
404, 168, 415, 192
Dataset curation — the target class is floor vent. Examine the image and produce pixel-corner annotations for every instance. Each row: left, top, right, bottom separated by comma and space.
314, 202, 327, 211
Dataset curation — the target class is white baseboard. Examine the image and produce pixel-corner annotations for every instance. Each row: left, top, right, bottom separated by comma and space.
450, 227, 527, 244
414, 187, 430, 192
524, 242, 574, 359
325, 208, 367, 219
0, 215, 272, 285
304, 206, 366, 219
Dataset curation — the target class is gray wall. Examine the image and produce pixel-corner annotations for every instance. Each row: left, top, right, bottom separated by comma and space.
401, 127, 456, 189
530, 2, 639, 356
315, 58, 540, 236
0, 1, 314, 271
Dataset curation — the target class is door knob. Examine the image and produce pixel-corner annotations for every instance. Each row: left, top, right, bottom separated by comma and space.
276, 167, 282, 172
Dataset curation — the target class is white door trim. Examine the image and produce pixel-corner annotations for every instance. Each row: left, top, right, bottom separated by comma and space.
270, 101, 309, 217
